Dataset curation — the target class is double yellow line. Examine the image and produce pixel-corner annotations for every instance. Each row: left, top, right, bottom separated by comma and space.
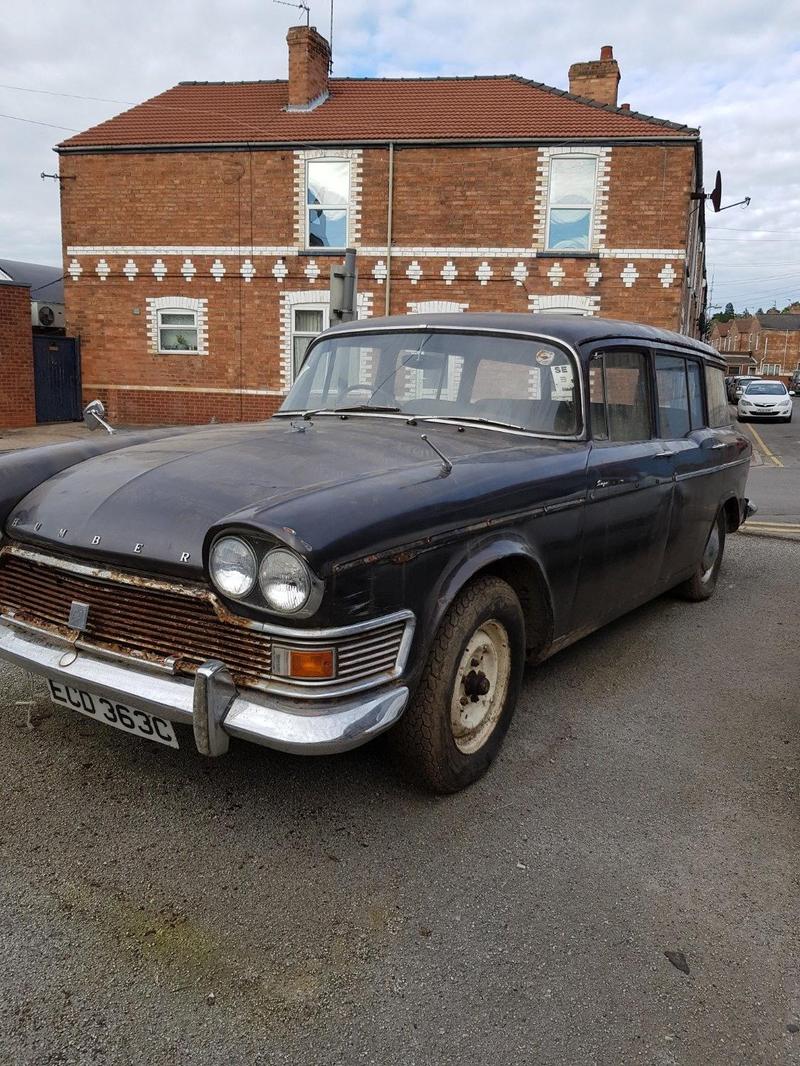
740, 520, 800, 540
745, 423, 784, 467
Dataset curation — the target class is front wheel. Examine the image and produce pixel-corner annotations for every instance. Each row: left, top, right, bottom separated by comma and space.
392, 576, 525, 793
676, 512, 726, 602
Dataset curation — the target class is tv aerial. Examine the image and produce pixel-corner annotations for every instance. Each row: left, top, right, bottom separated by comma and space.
692, 171, 750, 212
273, 0, 310, 26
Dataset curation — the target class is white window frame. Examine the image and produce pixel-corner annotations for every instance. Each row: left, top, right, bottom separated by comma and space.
291, 303, 330, 380
545, 155, 599, 253
156, 306, 199, 355
760, 362, 783, 376
306, 157, 350, 250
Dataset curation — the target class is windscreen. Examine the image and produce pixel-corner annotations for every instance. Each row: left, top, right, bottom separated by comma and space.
279, 330, 580, 435
745, 382, 786, 395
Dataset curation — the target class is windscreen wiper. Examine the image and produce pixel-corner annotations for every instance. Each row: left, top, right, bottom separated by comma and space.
406, 414, 525, 431
301, 404, 401, 421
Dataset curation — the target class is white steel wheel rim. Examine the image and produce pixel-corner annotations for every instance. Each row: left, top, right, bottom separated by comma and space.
701, 523, 721, 582
450, 619, 512, 755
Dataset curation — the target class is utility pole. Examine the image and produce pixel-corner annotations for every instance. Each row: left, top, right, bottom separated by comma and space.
330, 248, 357, 324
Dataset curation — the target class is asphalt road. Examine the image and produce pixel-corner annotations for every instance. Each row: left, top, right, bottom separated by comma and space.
0, 535, 797, 1066
738, 396, 800, 531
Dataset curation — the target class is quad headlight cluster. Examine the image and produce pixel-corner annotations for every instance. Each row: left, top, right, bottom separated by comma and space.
209, 535, 321, 616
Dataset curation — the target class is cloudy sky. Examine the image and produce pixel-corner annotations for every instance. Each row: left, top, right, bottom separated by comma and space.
2, 0, 799, 312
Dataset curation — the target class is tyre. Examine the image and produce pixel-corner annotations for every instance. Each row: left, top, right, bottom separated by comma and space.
392, 575, 525, 794
676, 511, 726, 602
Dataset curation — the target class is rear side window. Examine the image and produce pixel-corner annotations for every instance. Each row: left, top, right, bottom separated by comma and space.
655, 354, 691, 437
686, 361, 705, 429
705, 366, 731, 428
589, 350, 652, 442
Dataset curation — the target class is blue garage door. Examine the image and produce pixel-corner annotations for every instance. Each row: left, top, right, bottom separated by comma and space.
33, 336, 81, 423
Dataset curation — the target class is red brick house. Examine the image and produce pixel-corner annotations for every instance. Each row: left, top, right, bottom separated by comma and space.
57, 29, 707, 424
709, 313, 800, 375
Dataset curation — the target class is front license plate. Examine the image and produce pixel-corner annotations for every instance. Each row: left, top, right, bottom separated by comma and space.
48, 680, 179, 748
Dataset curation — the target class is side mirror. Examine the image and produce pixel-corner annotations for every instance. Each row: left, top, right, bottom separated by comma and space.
83, 399, 115, 436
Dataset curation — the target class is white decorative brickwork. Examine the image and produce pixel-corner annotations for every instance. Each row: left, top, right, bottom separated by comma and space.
241, 259, 256, 283
146, 295, 208, 355
66, 244, 689, 262
304, 259, 320, 283
620, 262, 640, 287
533, 145, 612, 251
272, 259, 288, 282
372, 260, 387, 283
441, 260, 458, 285
293, 148, 363, 248
528, 294, 600, 316
476, 261, 493, 286
511, 261, 528, 286
547, 262, 566, 287
585, 262, 602, 287
407, 300, 469, 314
95, 259, 110, 281
210, 258, 226, 282
67, 258, 82, 281
658, 262, 677, 287
180, 258, 196, 282
406, 260, 423, 284
122, 258, 138, 282
152, 258, 167, 282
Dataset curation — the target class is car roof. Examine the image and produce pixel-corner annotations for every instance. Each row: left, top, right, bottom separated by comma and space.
324, 313, 720, 361
744, 379, 785, 385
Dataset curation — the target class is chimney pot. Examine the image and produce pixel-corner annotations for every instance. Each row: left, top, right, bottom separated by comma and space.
620, 102, 630, 111
568, 45, 621, 107
286, 24, 331, 110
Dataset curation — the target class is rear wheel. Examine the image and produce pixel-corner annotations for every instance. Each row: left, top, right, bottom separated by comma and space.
392, 576, 525, 794
676, 511, 726, 602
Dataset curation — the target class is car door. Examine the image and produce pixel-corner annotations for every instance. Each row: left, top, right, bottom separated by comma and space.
571, 347, 674, 628
654, 353, 722, 582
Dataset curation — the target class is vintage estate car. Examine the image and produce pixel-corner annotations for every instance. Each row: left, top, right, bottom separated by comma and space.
0, 314, 754, 792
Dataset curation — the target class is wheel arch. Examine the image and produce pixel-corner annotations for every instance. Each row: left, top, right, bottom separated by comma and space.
427, 535, 555, 662
721, 493, 742, 533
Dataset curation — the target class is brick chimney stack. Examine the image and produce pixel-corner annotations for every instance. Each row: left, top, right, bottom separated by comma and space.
287, 25, 331, 110
568, 45, 621, 108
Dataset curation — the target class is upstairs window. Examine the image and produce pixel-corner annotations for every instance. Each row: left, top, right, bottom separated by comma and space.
546, 156, 597, 251
307, 158, 350, 248
157, 308, 198, 354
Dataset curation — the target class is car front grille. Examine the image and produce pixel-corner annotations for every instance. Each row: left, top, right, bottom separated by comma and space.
0, 548, 410, 694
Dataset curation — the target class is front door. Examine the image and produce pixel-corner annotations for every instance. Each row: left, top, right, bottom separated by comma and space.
33, 335, 81, 424
571, 348, 673, 629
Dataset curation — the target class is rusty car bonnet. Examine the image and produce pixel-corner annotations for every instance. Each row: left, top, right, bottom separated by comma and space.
2, 417, 571, 578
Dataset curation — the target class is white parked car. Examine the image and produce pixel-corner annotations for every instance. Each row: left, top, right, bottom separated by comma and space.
737, 380, 793, 423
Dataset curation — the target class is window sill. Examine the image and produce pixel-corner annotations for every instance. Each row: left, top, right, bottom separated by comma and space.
299, 248, 348, 257
538, 250, 598, 259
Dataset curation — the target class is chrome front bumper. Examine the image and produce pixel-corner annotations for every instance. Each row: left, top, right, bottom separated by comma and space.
0, 620, 409, 756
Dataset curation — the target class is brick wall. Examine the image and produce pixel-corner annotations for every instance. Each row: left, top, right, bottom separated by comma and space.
0, 282, 36, 429
61, 140, 701, 425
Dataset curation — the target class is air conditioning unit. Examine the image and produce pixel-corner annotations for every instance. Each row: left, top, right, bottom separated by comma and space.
31, 301, 66, 329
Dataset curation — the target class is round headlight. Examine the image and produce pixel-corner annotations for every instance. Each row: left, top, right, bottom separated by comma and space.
209, 536, 257, 599
259, 549, 312, 613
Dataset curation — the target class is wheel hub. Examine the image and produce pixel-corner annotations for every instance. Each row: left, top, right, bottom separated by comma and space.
450, 619, 512, 755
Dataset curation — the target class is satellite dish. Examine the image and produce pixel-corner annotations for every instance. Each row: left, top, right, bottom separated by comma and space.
710, 171, 722, 213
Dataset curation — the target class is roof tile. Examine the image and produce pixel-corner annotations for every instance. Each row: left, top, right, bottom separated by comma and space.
58, 76, 697, 150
